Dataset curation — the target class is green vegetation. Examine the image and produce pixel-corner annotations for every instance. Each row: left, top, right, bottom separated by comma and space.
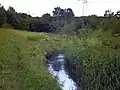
0, 28, 61, 90
1, 24, 120, 89
65, 29, 120, 90
0, 5, 7, 27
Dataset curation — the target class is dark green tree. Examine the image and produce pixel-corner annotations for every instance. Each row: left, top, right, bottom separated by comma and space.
41, 13, 52, 23
64, 8, 74, 19
18, 13, 31, 20
115, 10, 120, 18
0, 5, 7, 27
7, 6, 21, 29
18, 13, 33, 29
104, 10, 114, 18
53, 7, 62, 17
53, 7, 74, 20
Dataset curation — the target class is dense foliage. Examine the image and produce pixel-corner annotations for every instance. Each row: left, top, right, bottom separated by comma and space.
0, 5, 7, 27
0, 4, 120, 34
0, 4, 103, 34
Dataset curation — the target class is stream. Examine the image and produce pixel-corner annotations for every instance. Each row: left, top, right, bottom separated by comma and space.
47, 54, 81, 90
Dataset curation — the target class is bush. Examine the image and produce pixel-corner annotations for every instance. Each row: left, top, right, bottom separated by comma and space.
101, 18, 120, 34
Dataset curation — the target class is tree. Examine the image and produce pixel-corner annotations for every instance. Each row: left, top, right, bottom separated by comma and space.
64, 8, 74, 19
7, 6, 21, 29
53, 7, 74, 20
18, 13, 32, 20
17, 13, 34, 29
115, 10, 120, 18
41, 13, 52, 23
0, 5, 7, 27
104, 10, 114, 18
53, 7, 62, 17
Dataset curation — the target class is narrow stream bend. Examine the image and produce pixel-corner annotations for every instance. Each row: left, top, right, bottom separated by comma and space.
47, 54, 81, 90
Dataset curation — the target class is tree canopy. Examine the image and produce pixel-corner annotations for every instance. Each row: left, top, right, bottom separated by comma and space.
53, 7, 74, 20
0, 5, 7, 27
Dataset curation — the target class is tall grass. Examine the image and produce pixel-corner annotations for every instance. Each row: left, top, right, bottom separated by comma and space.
26, 29, 120, 90
0, 28, 61, 90
62, 29, 120, 90
0, 27, 120, 90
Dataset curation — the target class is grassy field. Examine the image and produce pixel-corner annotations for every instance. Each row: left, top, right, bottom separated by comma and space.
0, 28, 61, 90
0, 28, 120, 90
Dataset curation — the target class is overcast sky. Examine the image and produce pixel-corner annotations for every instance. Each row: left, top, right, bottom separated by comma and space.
1, 0, 120, 17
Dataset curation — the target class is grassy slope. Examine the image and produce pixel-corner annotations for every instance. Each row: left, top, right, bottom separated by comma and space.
0, 28, 61, 90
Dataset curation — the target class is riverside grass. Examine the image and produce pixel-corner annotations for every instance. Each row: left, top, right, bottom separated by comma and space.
0, 28, 61, 90
0, 28, 120, 90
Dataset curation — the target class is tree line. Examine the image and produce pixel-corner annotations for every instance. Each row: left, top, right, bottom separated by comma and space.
0, 4, 75, 32
0, 4, 120, 34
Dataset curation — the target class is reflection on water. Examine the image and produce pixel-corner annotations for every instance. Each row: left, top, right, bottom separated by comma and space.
48, 54, 80, 90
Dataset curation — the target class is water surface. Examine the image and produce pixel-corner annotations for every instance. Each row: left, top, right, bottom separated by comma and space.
48, 54, 80, 90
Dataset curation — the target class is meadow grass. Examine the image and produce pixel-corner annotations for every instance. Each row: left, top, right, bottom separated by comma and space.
0, 28, 120, 90
0, 28, 61, 90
